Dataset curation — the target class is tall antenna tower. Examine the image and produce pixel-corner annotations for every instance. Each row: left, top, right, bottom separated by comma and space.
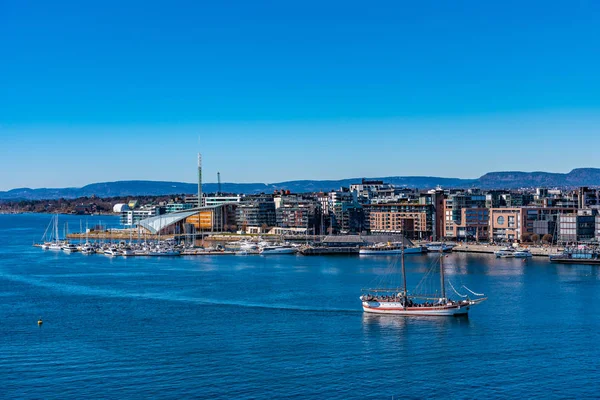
217, 172, 221, 196
197, 153, 202, 208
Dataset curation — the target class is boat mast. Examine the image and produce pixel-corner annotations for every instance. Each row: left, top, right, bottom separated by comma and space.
401, 221, 407, 300
401, 239, 407, 300
440, 248, 446, 299
55, 214, 59, 244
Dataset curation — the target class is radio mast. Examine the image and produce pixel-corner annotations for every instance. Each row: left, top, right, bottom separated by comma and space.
197, 153, 202, 208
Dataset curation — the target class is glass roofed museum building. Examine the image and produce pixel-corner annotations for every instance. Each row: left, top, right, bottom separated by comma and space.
138, 204, 237, 235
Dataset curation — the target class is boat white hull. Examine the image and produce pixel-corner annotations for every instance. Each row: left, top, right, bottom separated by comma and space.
362, 302, 469, 316
495, 253, 514, 258
260, 249, 297, 255
495, 251, 531, 258
361, 298, 486, 316
359, 247, 422, 255
426, 244, 455, 252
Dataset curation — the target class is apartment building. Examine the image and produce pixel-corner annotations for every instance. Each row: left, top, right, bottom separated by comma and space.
489, 207, 576, 241
364, 203, 434, 239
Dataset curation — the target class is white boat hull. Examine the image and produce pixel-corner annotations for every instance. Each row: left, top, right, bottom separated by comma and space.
426, 244, 455, 252
361, 298, 486, 316
495, 251, 531, 258
362, 302, 468, 316
359, 247, 422, 255
260, 248, 297, 255
495, 253, 514, 258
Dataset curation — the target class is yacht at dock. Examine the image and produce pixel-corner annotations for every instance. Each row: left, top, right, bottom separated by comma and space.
259, 245, 297, 255
425, 242, 455, 252
359, 242, 423, 255
62, 243, 79, 253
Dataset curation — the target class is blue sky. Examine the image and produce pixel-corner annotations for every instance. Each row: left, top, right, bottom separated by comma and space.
1, 1, 599, 190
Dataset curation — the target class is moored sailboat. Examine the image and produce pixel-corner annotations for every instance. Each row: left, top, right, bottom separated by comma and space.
360, 243, 486, 316
41, 214, 64, 251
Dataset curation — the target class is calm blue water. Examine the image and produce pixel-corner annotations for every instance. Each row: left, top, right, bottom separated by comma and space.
1, 214, 599, 399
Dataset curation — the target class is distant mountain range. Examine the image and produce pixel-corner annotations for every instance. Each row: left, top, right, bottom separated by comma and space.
2, 168, 600, 200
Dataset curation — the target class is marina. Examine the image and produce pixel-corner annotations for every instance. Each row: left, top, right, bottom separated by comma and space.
32, 215, 600, 264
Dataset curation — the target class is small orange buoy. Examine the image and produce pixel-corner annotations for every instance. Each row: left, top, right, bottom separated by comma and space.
37, 318, 43, 326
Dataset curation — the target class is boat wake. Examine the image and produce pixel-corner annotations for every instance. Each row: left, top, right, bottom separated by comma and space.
0, 272, 360, 314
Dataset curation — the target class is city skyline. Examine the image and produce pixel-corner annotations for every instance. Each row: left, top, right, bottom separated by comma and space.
1, 1, 600, 190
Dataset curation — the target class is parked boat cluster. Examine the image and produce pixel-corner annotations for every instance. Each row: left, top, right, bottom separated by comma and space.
41, 240, 183, 257
38, 237, 444, 258
35, 215, 600, 264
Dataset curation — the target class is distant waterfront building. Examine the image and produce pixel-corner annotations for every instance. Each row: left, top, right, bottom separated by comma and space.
236, 195, 276, 231
535, 188, 549, 202
184, 194, 241, 208
328, 188, 364, 233
419, 187, 445, 241
137, 204, 237, 234
333, 201, 364, 234
443, 192, 486, 239
485, 190, 508, 208
489, 207, 576, 242
121, 205, 164, 227
113, 203, 130, 213
558, 209, 598, 243
350, 179, 386, 204
185, 204, 237, 233
577, 187, 599, 209
165, 202, 193, 214
501, 192, 534, 207
205, 195, 242, 207
364, 203, 434, 239
274, 193, 319, 231
447, 208, 490, 240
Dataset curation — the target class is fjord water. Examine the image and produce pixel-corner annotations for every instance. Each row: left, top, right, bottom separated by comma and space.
1, 214, 599, 399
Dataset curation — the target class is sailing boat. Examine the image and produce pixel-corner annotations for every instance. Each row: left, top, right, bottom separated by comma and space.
81, 221, 96, 254
359, 242, 487, 316
41, 214, 64, 251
